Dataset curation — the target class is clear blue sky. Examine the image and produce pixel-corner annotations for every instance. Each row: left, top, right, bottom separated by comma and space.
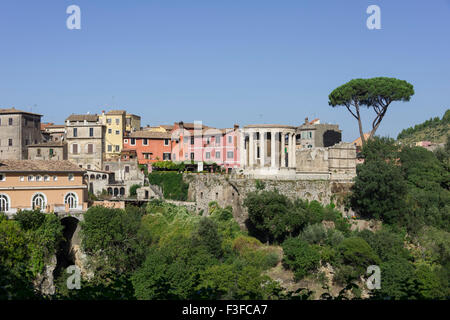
1, 0, 449, 141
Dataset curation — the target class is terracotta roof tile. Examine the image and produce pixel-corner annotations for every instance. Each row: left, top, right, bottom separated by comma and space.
0, 160, 85, 173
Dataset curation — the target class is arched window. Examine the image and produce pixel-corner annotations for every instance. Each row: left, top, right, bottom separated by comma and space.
65, 193, 78, 209
120, 187, 125, 196
0, 194, 9, 212
107, 187, 113, 195
32, 193, 46, 210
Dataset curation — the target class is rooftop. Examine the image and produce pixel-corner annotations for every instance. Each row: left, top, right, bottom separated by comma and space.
0, 107, 42, 117
66, 114, 99, 122
27, 141, 66, 148
0, 160, 85, 173
128, 131, 172, 139
244, 124, 296, 129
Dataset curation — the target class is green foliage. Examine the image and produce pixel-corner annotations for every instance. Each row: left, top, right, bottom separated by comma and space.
360, 136, 399, 161
397, 109, 450, 143
192, 218, 223, 258
151, 161, 185, 171
148, 171, 189, 201
350, 158, 408, 223
282, 238, 321, 281
80, 206, 149, 275
15, 210, 46, 231
337, 237, 381, 276
255, 179, 266, 191
300, 223, 327, 245
129, 184, 141, 197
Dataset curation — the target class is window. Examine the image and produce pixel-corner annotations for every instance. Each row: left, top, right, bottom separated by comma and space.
131, 138, 136, 145
143, 139, 148, 146
308, 131, 312, 139
20, 176, 24, 182
8, 118, 13, 126
44, 175, 50, 182
87, 144, 93, 154
0, 174, 5, 182
191, 136, 194, 145
0, 194, 9, 212
115, 145, 119, 152
116, 119, 120, 125
87, 164, 91, 170
115, 130, 120, 135
89, 128, 94, 137
108, 145, 112, 152
190, 153, 194, 160
163, 153, 171, 161
144, 153, 150, 159
37, 148, 41, 156
227, 151, 234, 159
125, 166, 130, 173
228, 136, 232, 144
72, 144, 78, 154
73, 128, 78, 137
105, 165, 110, 171
164, 139, 169, 146
49, 149, 54, 157
216, 136, 221, 145
25, 139, 29, 145
28, 175, 34, 181
8, 139, 12, 146
36, 175, 42, 182
65, 193, 78, 209
205, 152, 211, 159
107, 118, 111, 124
53, 176, 58, 181
108, 128, 112, 134
32, 193, 46, 210
124, 139, 128, 143
215, 151, 220, 159
68, 174, 74, 181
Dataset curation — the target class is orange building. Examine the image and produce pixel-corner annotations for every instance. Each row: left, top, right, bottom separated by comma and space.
0, 160, 88, 216
123, 131, 173, 166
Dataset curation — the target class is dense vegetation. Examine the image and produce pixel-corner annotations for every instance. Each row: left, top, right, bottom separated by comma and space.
397, 109, 450, 143
148, 172, 189, 201
0, 210, 63, 299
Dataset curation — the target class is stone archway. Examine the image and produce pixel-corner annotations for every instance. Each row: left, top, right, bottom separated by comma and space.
53, 216, 80, 281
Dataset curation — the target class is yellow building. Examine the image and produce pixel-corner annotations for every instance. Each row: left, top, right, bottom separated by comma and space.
100, 110, 127, 159
0, 160, 88, 216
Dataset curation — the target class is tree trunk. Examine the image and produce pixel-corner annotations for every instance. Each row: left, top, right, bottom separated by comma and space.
356, 105, 366, 146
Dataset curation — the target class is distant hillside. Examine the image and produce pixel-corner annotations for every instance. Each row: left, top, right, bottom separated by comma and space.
397, 109, 450, 144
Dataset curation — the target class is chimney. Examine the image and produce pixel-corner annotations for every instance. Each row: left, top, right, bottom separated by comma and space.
179, 121, 184, 128
234, 124, 239, 130
305, 117, 309, 125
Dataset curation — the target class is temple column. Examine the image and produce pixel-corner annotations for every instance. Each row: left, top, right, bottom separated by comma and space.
291, 133, 297, 169
249, 130, 255, 168
260, 130, 266, 167
239, 131, 245, 168
288, 132, 293, 167
271, 130, 277, 168
281, 132, 287, 168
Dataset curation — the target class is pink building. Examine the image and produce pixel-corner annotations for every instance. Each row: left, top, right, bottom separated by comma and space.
170, 121, 240, 171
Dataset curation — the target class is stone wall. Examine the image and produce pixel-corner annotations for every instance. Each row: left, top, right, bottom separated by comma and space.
184, 173, 353, 228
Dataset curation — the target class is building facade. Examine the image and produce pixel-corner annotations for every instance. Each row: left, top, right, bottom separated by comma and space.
65, 114, 105, 170
0, 108, 43, 160
100, 110, 127, 159
123, 131, 173, 166
125, 113, 141, 133
27, 141, 67, 161
296, 118, 342, 149
171, 121, 240, 171
0, 160, 88, 216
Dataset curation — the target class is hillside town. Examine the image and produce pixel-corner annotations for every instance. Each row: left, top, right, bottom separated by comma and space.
0, 106, 361, 216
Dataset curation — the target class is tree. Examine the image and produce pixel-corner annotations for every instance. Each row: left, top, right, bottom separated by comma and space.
328, 77, 414, 145
350, 158, 408, 223
282, 238, 321, 280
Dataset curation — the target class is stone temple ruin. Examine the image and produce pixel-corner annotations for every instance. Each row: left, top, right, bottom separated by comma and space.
239, 124, 356, 181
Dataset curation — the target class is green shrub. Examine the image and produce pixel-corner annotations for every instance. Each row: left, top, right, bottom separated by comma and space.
300, 223, 327, 245
282, 238, 321, 281
148, 172, 189, 201
129, 184, 141, 197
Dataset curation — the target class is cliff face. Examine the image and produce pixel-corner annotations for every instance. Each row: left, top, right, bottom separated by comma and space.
184, 174, 354, 228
